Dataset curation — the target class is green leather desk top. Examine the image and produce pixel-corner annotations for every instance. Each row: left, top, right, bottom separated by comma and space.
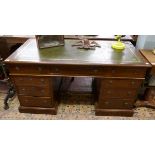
5, 39, 149, 66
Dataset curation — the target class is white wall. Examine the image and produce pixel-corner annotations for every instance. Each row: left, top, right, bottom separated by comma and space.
136, 35, 155, 49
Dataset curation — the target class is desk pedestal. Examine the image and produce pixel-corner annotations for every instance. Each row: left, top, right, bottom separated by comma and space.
95, 78, 143, 116
11, 76, 60, 115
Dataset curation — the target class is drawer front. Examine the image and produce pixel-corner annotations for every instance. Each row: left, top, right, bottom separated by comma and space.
103, 67, 146, 78
9, 64, 146, 78
9, 64, 101, 76
49, 66, 146, 77
18, 95, 54, 108
9, 64, 49, 75
100, 88, 138, 99
17, 86, 52, 97
101, 79, 143, 89
96, 98, 134, 109
13, 76, 51, 86
49, 66, 105, 76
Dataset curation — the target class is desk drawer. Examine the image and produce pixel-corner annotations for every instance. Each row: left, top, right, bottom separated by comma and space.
101, 79, 143, 89
49, 66, 105, 76
96, 98, 134, 109
13, 76, 51, 86
8, 64, 147, 78
49, 66, 146, 77
103, 67, 146, 78
100, 88, 138, 99
18, 95, 54, 108
9, 64, 49, 75
17, 86, 52, 97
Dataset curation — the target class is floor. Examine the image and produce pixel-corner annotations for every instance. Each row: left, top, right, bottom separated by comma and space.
1, 78, 155, 120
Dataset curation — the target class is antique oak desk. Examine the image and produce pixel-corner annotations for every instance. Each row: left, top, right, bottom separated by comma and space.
5, 39, 150, 116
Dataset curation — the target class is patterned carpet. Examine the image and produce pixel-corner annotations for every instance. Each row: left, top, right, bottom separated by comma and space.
1, 92, 155, 120
1, 78, 155, 120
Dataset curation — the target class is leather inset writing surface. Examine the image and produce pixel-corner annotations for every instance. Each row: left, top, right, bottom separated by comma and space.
6, 39, 145, 65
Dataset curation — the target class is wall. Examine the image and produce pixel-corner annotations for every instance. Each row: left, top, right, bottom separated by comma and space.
136, 35, 155, 49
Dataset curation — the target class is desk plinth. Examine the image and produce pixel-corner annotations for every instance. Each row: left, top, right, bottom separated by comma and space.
5, 39, 150, 116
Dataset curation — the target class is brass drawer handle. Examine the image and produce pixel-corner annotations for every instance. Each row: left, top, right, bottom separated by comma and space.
40, 78, 45, 82
131, 81, 135, 85
112, 70, 116, 73
124, 102, 128, 105
55, 68, 59, 72
38, 67, 42, 71
107, 91, 111, 94
109, 80, 113, 84
105, 101, 109, 105
15, 67, 20, 71
22, 88, 25, 91
94, 69, 98, 73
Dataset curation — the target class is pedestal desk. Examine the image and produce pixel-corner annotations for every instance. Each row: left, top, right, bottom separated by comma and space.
5, 39, 150, 116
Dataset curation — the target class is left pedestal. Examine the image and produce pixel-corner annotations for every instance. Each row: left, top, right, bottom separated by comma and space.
11, 76, 59, 115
